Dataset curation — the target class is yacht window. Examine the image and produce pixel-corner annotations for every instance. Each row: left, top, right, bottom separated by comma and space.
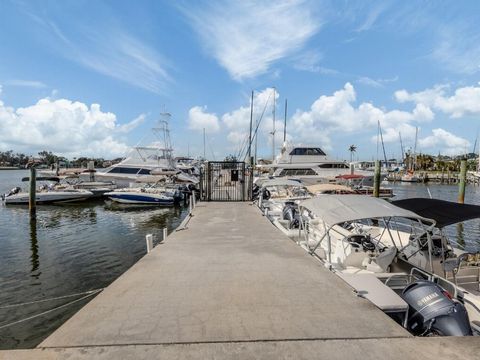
279, 168, 316, 176
109, 167, 151, 174
289, 148, 326, 156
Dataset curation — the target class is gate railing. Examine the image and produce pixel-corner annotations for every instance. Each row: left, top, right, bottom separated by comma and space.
199, 161, 252, 201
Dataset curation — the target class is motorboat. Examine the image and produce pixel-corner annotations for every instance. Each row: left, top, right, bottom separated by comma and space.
80, 112, 197, 186
267, 143, 376, 185
391, 198, 480, 325
2, 186, 93, 205
104, 178, 183, 206
401, 171, 420, 183
285, 195, 477, 335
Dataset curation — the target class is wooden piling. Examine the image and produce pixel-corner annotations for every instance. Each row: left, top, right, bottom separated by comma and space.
458, 159, 467, 204
29, 167, 36, 218
373, 160, 380, 198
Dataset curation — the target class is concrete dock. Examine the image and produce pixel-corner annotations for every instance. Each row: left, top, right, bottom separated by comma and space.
1, 202, 479, 359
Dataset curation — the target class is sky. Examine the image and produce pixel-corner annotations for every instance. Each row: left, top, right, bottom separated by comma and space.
1, 0, 480, 161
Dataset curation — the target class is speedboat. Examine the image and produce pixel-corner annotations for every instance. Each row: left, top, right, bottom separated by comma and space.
104, 178, 182, 206
3, 187, 93, 205
284, 195, 477, 335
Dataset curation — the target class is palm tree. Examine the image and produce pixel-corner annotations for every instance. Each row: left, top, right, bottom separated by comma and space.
348, 145, 357, 162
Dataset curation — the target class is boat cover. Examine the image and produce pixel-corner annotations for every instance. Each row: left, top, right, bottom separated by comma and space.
392, 198, 480, 228
260, 178, 304, 187
299, 195, 434, 225
306, 184, 355, 193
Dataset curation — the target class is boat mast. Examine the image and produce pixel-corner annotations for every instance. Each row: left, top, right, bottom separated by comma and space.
283, 99, 287, 143
399, 132, 405, 165
203, 128, 206, 160
413, 127, 418, 171
271, 87, 276, 161
248, 90, 254, 165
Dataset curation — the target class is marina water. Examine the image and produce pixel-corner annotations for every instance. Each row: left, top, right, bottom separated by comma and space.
1, 170, 480, 349
0, 170, 189, 349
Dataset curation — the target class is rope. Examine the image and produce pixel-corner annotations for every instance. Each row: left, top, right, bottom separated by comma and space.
0, 288, 104, 309
0, 289, 102, 330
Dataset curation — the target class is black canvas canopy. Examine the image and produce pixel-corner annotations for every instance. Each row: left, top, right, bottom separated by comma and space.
392, 198, 480, 228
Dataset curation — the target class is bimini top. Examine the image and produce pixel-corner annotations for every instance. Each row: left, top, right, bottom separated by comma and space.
392, 198, 480, 228
299, 195, 435, 226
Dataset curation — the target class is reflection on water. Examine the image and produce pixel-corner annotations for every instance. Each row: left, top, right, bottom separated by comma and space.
0, 170, 189, 349
29, 219, 39, 276
456, 222, 465, 249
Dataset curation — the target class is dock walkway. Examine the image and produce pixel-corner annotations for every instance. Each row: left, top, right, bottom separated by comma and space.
1, 202, 479, 359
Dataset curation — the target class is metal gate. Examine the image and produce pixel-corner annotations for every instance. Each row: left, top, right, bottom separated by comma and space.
199, 162, 252, 201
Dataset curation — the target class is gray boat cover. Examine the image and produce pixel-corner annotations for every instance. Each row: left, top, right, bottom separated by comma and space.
392, 198, 480, 228
299, 195, 434, 225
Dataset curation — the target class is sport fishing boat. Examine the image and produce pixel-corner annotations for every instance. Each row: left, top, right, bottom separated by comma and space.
81, 112, 198, 186
271, 195, 477, 336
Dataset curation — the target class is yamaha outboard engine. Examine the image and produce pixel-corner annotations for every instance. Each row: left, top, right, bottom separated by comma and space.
282, 202, 300, 229
402, 280, 472, 336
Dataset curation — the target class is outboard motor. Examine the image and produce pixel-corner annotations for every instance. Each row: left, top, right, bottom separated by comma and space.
3, 187, 21, 199
252, 184, 260, 200
402, 280, 472, 336
282, 202, 300, 229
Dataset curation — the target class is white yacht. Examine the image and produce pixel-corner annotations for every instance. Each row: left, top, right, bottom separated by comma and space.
268, 143, 374, 186
81, 113, 197, 186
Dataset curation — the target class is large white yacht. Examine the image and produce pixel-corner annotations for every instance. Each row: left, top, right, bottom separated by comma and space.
268, 143, 374, 186
81, 113, 197, 186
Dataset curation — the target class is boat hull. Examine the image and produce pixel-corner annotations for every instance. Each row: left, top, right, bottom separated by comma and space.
4, 191, 93, 205
106, 192, 174, 206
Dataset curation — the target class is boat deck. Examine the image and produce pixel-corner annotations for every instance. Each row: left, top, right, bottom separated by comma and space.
1, 202, 478, 359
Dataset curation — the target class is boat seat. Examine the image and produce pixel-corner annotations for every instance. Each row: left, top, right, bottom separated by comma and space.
338, 273, 409, 313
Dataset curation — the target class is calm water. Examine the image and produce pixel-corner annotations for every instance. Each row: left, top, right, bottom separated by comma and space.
0, 170, 189, 349
1, 172, 480, 349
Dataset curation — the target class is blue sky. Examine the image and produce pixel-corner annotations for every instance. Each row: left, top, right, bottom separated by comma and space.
1, 0, 480, 161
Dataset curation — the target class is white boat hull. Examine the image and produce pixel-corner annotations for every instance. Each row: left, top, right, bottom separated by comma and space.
4, 190, 94, 205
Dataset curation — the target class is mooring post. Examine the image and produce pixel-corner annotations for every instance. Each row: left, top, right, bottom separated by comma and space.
162, 228, 167, 243
88, 160, 95, 182
189, 195, 193, 213
350, 163, 354, 175
29, 167, 36, 218
146, 234, 153, 253
458, 159, 467, 204
373, 160, 381, 198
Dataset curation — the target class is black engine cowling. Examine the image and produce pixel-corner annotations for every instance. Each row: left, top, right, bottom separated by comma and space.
282, 202, 300, 229
402, 280, 472, 336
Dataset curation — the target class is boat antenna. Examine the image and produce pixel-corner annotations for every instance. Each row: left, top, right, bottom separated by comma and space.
203, 128, 206, 160
283, 99, 287, 143
413, 126, 418, 171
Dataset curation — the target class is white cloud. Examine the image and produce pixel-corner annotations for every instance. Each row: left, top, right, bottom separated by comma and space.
0, 97, 142, 158
418, 128, 470, 156
4, 80, 47, 88
355, 3, 389, 32
395, 84, 480, 118
290, 83, 434, 148
183, 0, 321, 80
188, 106, 220, 133
357, 76, 398, 88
